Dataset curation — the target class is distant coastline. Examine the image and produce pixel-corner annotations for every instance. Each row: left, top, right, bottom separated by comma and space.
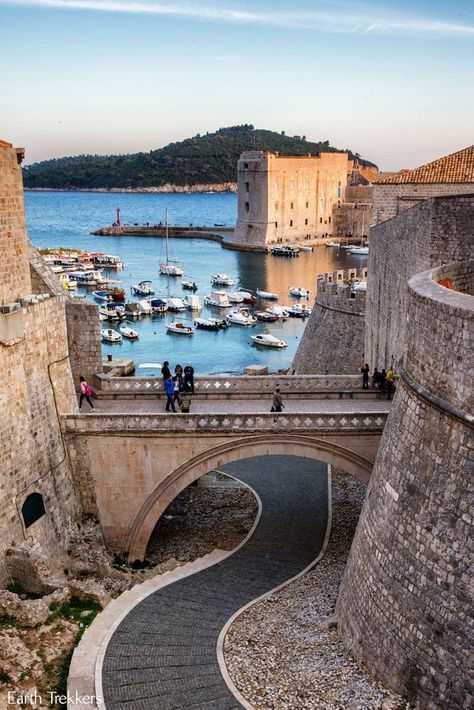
24, 182, 237, 194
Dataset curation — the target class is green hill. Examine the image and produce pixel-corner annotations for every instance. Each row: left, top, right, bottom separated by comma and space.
22, 125, 376, 190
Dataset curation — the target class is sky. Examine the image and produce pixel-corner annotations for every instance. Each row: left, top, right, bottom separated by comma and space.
0, 0, 473, 170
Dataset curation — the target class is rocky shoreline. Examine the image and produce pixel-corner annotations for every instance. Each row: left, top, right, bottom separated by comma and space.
24, 182, 237, 194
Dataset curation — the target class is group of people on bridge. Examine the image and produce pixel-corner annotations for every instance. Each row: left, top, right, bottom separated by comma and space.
361, 364, 396, 399
161, 361, 195, 413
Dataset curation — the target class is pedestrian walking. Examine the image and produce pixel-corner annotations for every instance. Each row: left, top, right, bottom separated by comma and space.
361, 363, 370, 390
372, 367, 380, 389
164, 376, 176, 412
386, 368, 395, 399
183, 363, 195, 393
79, 376, 95, 412
161, 360, 171, 381
271, 387, 284, 413
172, 375, 182, 408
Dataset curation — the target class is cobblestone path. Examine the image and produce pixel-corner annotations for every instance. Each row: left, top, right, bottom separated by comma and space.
102, 455, 330, 709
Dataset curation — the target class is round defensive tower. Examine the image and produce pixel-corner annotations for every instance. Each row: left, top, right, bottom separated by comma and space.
291, 268, 367, 374
337, 260, 474, 709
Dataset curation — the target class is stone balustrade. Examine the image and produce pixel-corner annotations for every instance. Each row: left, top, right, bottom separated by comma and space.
62, 410, 388, 434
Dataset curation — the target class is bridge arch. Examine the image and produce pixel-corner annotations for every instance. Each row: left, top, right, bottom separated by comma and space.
125, 433, 372, 562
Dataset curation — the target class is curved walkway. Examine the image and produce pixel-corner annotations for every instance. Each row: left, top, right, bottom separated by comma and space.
101, 455, 330, 709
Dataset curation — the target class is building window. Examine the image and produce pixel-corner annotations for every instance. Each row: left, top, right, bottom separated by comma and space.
290, 202, 294, 209
320, 217, 323, 224
245, 182, 249, 192
305, 218, 308, 225
275, 221, 278, 228
290, 220, 293, 227
22, 492, 46, 528
305, 201, 309, 208
328, 216, 331, 224
275, 203, 279, 211
245, 202, 249, 213
244, 163, 249, 169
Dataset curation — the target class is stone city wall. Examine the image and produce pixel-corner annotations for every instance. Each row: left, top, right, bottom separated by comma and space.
331, 202, 373, 239
66, 299, 103, 387
0, 141, 80, 586
365, 194, 474, 371
373, 182, 474, 225
291, 269, 367, 375
337, 260, 474, 709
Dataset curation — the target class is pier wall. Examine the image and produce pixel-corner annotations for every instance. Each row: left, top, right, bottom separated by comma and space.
337, 259, 474, 709
0, 141, 80, 588
291, 268, 367, 375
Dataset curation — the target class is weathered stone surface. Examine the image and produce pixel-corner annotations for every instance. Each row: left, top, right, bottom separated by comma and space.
5, 548, 67, 595
68, 579, 111, 607
0, 587, 69, 627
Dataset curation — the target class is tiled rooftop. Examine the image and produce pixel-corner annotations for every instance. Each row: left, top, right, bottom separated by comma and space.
379, 145, 474, 184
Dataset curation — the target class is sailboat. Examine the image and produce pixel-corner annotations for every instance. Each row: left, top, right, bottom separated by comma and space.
159, 209, 184, 276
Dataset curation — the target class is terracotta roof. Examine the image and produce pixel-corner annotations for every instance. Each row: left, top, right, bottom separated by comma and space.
379, 146, 474, 184
0, 140, 13, 148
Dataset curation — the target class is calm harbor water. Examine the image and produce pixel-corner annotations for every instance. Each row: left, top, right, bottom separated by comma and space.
25, 191, 367, 375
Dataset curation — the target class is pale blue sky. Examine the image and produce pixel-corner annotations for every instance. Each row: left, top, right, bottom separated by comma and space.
0, 0, 473, 169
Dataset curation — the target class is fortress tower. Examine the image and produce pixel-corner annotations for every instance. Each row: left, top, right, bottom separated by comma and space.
291, 268, 367, 375
234, 150, 351, 247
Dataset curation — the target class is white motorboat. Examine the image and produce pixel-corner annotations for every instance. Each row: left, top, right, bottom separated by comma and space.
226, 308, 257, 326
136, 299, 153, 315
227, 291, 245, 303
131, 280, 155, 297
204, 291, 231, 308
99, 303, 126, 321
194, 317, 227, 331
255, 311, 278, 323
298, 245, 313, 252
166, 321, 194, 335
211, 273, 234, 287
148, 298, 168, 313
183, 294, 202, 310
265, 305, 288, 319
69, 269, 106, 286
166, 297, 187, 312
159, 209, 184, 276
60, 274, 77, 291
181, 279, 198, 291
93, 290, 110, 302
251, 333, 288, 348
349, 246, 369, 255
326, 242, 341, 248
289, 286, 310, 298
101, 328, 122, 343
256, 289, 279, 301
271, 246, 299, 257
238, 291, 257, 305
286, 303, 312, 318
99, 312, 108, 322
119, 325, 139, 340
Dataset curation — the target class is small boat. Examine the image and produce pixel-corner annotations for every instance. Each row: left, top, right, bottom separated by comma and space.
99, 303, 126, 321
119, 325, 139, 340
148, 298, 168, 313
60, 274, 77, 291
131, 280, 155, 297
99, 312, 108, 322
106, 287, 125, 302
227, 291, 245, 303
257, 289, 279, 301
91, 253, 123, 270
124, 302, 141, 318
211, 273, 234, 287
238, 291, 257, 305
349, 246, 369, 255
138, 363, 162, 369
166, 320, 194, 335
265, 305, 288, 319
326, 242, 341, 248
136, 299, 152, 315
298, 245, 313, 252
194, 317, 227, 331
183, 295, 202, 310
251, 333, 288, 348
271, 246, 299, 257
289, 286, 310, 298
159, 209, 184, 276
93, 290, 110, 303
181, 279, 198, 291
204, 291, 231, 308
226, 308, 257, 326
101, 328, 122, 343
286, 303, 312, 318
167, 297, 187, 312
255, 311, 278, 323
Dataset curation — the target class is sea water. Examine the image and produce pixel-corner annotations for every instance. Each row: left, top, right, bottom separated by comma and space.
25, 191, 366, 375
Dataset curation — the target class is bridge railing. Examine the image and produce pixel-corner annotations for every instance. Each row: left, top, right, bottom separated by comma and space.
63, 410, 388, 434
94, 374, 365, 397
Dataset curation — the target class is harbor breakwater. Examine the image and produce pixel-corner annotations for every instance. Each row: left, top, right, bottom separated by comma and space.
25, 182, 237, 194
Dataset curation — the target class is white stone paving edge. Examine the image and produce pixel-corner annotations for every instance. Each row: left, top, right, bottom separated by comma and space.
67, 475, 263, 709
216, 465, 333, 710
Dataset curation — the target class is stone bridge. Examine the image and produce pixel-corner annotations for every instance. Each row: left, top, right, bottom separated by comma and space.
63, 375, 390, 562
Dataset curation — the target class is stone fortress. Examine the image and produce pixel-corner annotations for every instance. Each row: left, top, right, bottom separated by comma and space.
0, 136, 473, 709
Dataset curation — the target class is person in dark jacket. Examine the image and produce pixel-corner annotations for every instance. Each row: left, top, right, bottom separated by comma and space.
380, 368, 387, 393
372, 367, 380, 389
161, 361, 171, 381
183, 364, 195, 393
174, 364, 183, 390
164, 376, 176, 412
361, 363, 370, 389
271, 387, 284, 412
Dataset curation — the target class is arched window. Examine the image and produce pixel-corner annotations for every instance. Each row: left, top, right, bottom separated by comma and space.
21, 493, 46, 528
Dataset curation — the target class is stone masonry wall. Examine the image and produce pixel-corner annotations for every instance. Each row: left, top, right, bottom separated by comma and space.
291, 269, 366, 375
337, 260, 473, 709
66, 299, 103, 387
373, 182, 474, 225
0, 141, 80, 586
365, 194, 474, 371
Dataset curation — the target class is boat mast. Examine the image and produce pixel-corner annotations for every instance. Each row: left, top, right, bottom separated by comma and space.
165, 208, 169, 264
